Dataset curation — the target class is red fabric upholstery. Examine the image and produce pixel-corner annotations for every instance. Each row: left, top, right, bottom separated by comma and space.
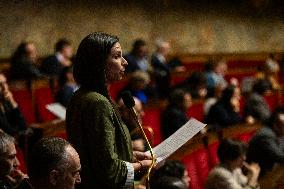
192, 148, 211, 188
142, 108, 162, 146
34, 87, 56, 122
182, 154, 201, 189
54, 131, 67, 139
187, 101, 204, 121
264, 94, 278, 111
109, 79, 129, 100
207, 141, 220, 168
225, 71, 256, 84
170, 74, 188, 87
226, 60, 265, 69
182, 61, 205, 71
11, 89, 36, 124
235, 130, 257, 143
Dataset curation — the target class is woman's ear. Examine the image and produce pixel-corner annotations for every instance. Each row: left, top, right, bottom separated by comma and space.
49, 170, 59, 186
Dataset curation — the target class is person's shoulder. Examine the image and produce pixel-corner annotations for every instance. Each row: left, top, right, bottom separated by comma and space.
77, 90, 111, 105
209, 165, 231, 178
42, 55, 58, 64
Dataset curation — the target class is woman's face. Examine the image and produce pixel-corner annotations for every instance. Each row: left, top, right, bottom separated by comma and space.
105, 42, 128, 83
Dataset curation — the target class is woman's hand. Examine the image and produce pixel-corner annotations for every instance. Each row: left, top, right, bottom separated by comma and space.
3, 90, 18, 108
132, 151, 154, 172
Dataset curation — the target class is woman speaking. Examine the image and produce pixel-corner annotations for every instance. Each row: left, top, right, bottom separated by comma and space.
66, 32, 152, 189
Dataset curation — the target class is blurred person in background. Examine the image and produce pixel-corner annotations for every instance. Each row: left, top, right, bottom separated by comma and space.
205, 138, 260, 189
255, 54, 280, 90
124, 39, 149, 73
243, 79, 272, 124
55, 66, 78, 107
175, 71, 207, 99
41, 38, 73, 77
204, 58, 228, 98
161, 89, 192, 139
151, 160, 190, 189
247, 107, 284, 176
205, 85, 241, 130
151, 40, 183, 98
0, 72, 27, 139
10, 42, 42, 80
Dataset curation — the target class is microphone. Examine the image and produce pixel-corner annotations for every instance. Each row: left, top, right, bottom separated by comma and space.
121, 91, 155, 189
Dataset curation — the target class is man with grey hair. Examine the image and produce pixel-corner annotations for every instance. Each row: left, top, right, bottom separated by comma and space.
28, 137, 81, 189
0, 131, 27, 189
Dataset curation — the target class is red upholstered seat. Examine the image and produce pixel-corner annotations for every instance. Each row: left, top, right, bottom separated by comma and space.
182, 61, 205, 71
109, 79, 129, 100
207, 141, 220, 168
170, 74, 188, 87
187, 101, 204, 121
34, 87, 56, 122
182, 154, 201, 189
11, 89, 36, 124
226, 60, 265, 69
225, 71, 256, 84
54, 131, 67, 139
235, 130, 257, 143
264, 93, 278, 111
142, 108, 162, 146
192, 148, 211, 188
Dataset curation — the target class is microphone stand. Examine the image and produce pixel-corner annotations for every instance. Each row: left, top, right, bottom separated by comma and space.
129, 107, 155, 189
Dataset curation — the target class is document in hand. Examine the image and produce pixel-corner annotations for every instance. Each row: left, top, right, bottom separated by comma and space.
46, 103, 66, 120
148, 118, 207, 166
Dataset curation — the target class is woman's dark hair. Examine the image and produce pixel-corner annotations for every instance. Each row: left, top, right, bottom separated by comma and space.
73, 32, 119, 98
11, 42, 29, 64
267, 106, 284, 128
152, 160, 186, 179
219, 85, 236, 107
168, 89, 187, 109
55, 38, 71, 52
252, 79, 271, 95
131, 39, 146, 55
217, 138, 247, 163
151, 176, 187, 189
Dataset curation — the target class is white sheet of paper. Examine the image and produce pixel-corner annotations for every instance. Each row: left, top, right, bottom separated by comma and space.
147, 118, 207, 165
46, 103, 66, 120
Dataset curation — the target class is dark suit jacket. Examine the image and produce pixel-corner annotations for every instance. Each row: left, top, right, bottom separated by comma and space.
205, 101, 241, 130
66, 89, 133, 189
151, 54, 171, 98
0, 101, 26, 136
10, 58, 42, 80
161, 106, 188, 139
247, 126, 284, 176
41, 55, 64, 76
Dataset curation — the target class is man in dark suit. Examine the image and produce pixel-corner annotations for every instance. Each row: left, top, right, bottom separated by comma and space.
41, 39, 73, 77
247, 107, 284, 176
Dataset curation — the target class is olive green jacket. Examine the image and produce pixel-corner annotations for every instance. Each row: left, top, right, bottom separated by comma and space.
66, 89, 133, 189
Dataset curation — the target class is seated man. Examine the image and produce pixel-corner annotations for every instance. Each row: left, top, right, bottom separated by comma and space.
41, 39, 73, 77
0, 131, 27, 189
28, 137, 81, 189
0, 73, 27, 137
247, 107, 284, 176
